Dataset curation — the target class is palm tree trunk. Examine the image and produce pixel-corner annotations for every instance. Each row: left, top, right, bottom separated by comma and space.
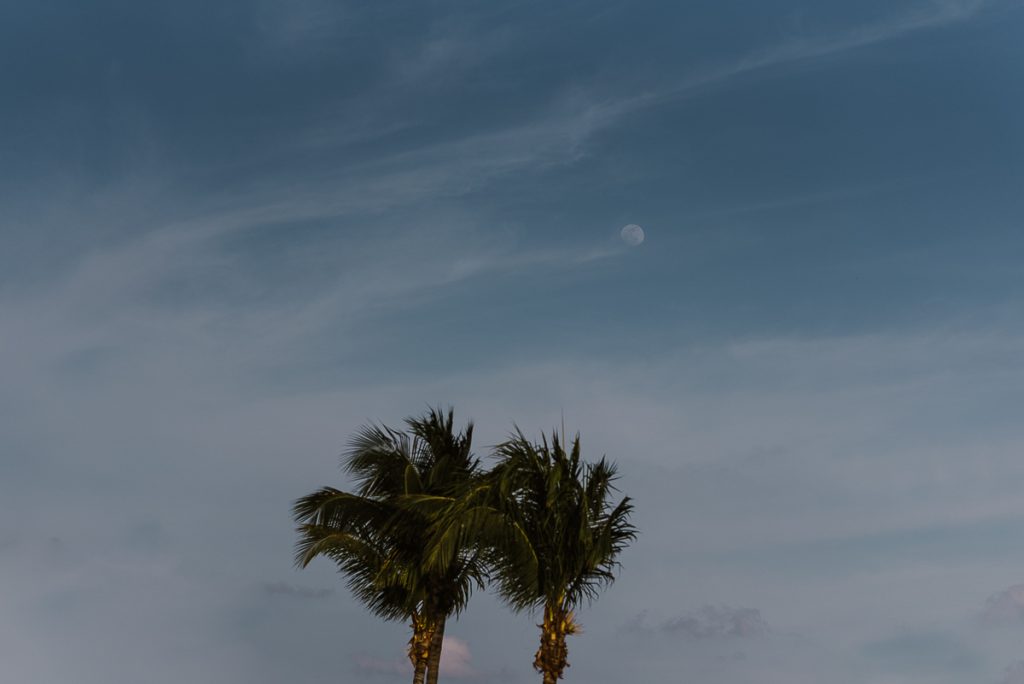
425, 615, 446, 684
533, 604, 576, 683
409, 615, 434, 684
413, 659, 428, 684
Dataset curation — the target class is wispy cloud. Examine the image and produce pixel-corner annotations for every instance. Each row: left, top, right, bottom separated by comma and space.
0, 206, 623, 402
27, 2, 982, 269
616, 0, 991, 114
244, 0, 994, 221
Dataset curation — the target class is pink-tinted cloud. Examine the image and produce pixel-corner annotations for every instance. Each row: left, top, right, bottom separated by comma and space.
354, 636, 478, 680
439, 636, 478, 678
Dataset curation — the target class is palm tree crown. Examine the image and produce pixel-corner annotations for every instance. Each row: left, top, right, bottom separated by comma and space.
293, 408, 484, 684
427, 428, 636, 683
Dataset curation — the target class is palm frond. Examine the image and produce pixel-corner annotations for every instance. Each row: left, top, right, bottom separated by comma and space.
293, 407, 484, 626
477, 428, 636, 614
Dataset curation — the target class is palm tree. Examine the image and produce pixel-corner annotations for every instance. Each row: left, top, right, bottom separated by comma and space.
427, 429, 636, 683
293, 408, 484, 684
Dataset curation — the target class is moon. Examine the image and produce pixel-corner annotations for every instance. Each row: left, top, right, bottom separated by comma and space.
620, 224, 645, 246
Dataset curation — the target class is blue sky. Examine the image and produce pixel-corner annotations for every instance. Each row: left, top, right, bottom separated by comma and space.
3, 1, 1024, 682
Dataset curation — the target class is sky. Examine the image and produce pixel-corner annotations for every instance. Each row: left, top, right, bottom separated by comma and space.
2, 0, 1024, 682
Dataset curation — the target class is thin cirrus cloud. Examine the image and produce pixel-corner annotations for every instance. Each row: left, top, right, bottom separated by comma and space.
0, 213, 623, 400
2, 2, 987, 288
659, 0, 988, 94
246, 0, 997, 223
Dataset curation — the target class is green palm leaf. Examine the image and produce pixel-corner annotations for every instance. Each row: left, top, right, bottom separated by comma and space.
293, 407, 485, 684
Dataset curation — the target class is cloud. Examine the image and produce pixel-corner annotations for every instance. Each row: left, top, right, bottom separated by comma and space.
6, 2, 985, 286
620, 0, 991, 114
438, 636, 479, 679
663, 605, 770, 640
239, 1, 997, 223
982, 585, 1024, 626
389, 0, 991, 177
262, 582, 333, 600
354, 636, 479, 680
